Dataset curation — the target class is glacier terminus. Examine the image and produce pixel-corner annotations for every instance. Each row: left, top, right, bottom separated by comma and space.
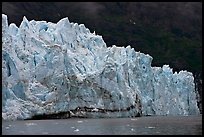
2, 14, 200, 120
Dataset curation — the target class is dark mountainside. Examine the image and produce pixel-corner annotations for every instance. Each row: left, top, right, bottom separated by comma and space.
2, 2, 202, 113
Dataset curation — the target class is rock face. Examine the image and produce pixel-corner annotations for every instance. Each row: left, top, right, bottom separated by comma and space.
2, 14, 200, 120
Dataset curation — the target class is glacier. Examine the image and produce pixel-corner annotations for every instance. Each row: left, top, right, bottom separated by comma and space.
2, 14, 200, 120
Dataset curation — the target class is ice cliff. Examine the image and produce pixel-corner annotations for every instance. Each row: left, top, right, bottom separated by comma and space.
2, 14, 200, 120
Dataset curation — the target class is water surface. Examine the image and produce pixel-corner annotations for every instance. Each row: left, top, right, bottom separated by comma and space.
2, 115, 202, 135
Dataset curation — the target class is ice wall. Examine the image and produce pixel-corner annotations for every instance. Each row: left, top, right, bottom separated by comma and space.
2, 14, 200, 120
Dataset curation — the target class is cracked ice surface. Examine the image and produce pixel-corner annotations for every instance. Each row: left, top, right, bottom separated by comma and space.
2, 14, 200, 120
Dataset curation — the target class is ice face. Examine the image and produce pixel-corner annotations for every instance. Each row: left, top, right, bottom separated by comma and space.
2, 14, 200, 120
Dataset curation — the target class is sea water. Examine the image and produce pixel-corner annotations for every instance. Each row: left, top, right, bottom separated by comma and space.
2, 115, 202, 135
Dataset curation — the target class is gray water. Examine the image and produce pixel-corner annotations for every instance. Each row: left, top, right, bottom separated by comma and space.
2, 115, 202, 135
